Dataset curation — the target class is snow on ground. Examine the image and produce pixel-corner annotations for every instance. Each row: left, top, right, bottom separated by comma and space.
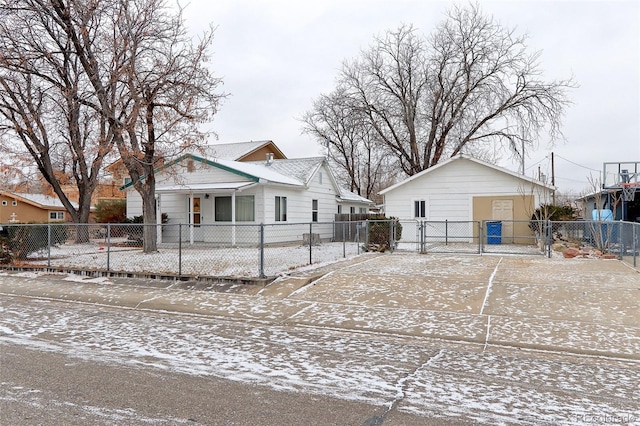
23, 241, 363, 277
1, 296, 638, 425
3, 250, 640, 424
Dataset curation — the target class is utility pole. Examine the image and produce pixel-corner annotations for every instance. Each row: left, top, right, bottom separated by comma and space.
551, 152, 556, 205
521, 138, 525, 175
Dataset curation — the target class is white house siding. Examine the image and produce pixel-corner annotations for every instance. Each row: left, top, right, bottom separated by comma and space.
383, 157, 551, 243
125, 190, 143, 218
384, 158, 545, 220
126, 159, 364, 246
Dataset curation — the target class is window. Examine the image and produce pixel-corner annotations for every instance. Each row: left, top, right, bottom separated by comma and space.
235, 196, 255, 222
319, 172, 323, 185
215, 195, 255, 222
215, 196, 232, 221
1, 200, 6, 206
123, 177, 132, 186
359, 207, 367, 214
275, 196, 287, 221
49, 211, 64, 220
312, 199, 318, 222
350, 206, 355, 214
11, 200, 17, 206
414, 200, 426, 218
337, 205, 342, 214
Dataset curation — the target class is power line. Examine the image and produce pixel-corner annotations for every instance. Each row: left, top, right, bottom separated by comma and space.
525, 156, 548, 171
554, 154, 601, 172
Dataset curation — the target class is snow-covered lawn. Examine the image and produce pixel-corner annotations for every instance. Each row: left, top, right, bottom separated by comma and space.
21, 240, 363, 278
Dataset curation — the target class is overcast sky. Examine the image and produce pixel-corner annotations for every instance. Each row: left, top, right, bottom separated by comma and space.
181, 0, 639, 195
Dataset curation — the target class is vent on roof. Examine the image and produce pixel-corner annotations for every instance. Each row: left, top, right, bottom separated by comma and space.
266, 153, 274, 165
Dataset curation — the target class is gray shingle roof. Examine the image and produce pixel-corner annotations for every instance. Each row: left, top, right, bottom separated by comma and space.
246, 157, 325, 185
197, 141, 277, 161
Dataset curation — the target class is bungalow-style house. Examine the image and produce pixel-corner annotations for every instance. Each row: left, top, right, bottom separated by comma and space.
0, 191, 75, 224
106, 140, 287, 192
123, 150, 373, 244
379, 154, 555, 243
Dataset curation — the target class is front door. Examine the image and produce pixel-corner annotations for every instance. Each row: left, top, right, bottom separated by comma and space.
492, 199, 513, 243
189, 196, 203, 242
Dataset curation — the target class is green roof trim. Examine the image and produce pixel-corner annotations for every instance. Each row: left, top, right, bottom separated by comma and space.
118, 154, 260, 191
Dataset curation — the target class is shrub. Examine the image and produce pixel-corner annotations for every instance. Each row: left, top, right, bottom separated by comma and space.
529, 204, 578, 234
366, 215, 403, 252
0, 228, 10, 264
95, 199, 127, 223
0, 224, 69, 262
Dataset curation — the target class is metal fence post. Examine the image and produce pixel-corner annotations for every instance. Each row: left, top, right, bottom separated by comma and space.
446, 220, 451, 245
342, 222, 346, 258
46, 224, 51, 268
618, 221, 623, 260
631, 223, 640, 268
547, 220, 553, 258
309, 222, 313, 265
259, 223, 265, 278
178, 223, 182, 278
366, 220, 370, 249
107, 223, 111, 272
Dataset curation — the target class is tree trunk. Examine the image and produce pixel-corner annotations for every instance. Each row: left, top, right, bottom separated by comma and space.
140, 180, 157, 253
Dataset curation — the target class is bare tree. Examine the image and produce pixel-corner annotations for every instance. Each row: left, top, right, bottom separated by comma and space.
40, 0, 225, 252
102, 0, 225, 252
0, 0, 114, 227
301, 87, 395, 203
305, 3, 574, 183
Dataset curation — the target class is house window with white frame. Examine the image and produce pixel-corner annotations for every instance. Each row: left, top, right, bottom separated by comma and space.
11, 200, 17, 206
1, 200, 7, 206
215, 195, 255, 222
275, 196, 287, 221
312, 199, 318, 222
49, 211, 64, 221
414, 200, 426, 218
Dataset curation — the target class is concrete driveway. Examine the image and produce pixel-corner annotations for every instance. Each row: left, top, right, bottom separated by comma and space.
264, 253, 640, 359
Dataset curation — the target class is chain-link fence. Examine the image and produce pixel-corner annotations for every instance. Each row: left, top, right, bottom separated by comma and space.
548, 220, 639, 270
2, 219, 637, 278
394, 220, 545, 255
0, 221, 369, 279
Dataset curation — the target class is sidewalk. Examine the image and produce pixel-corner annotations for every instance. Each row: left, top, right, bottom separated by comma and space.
1, 252, 638, 359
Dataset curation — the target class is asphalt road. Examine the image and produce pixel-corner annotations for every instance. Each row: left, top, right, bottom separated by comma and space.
1, 293, 467, 426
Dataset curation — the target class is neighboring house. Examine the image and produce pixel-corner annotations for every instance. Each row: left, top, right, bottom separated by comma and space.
196, 140, 287, 162
336, 187, 374, 215
379, 154, 555, 243
0, 191, 76, 224
123, 152, 373, 244
578, 161, 640, 222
